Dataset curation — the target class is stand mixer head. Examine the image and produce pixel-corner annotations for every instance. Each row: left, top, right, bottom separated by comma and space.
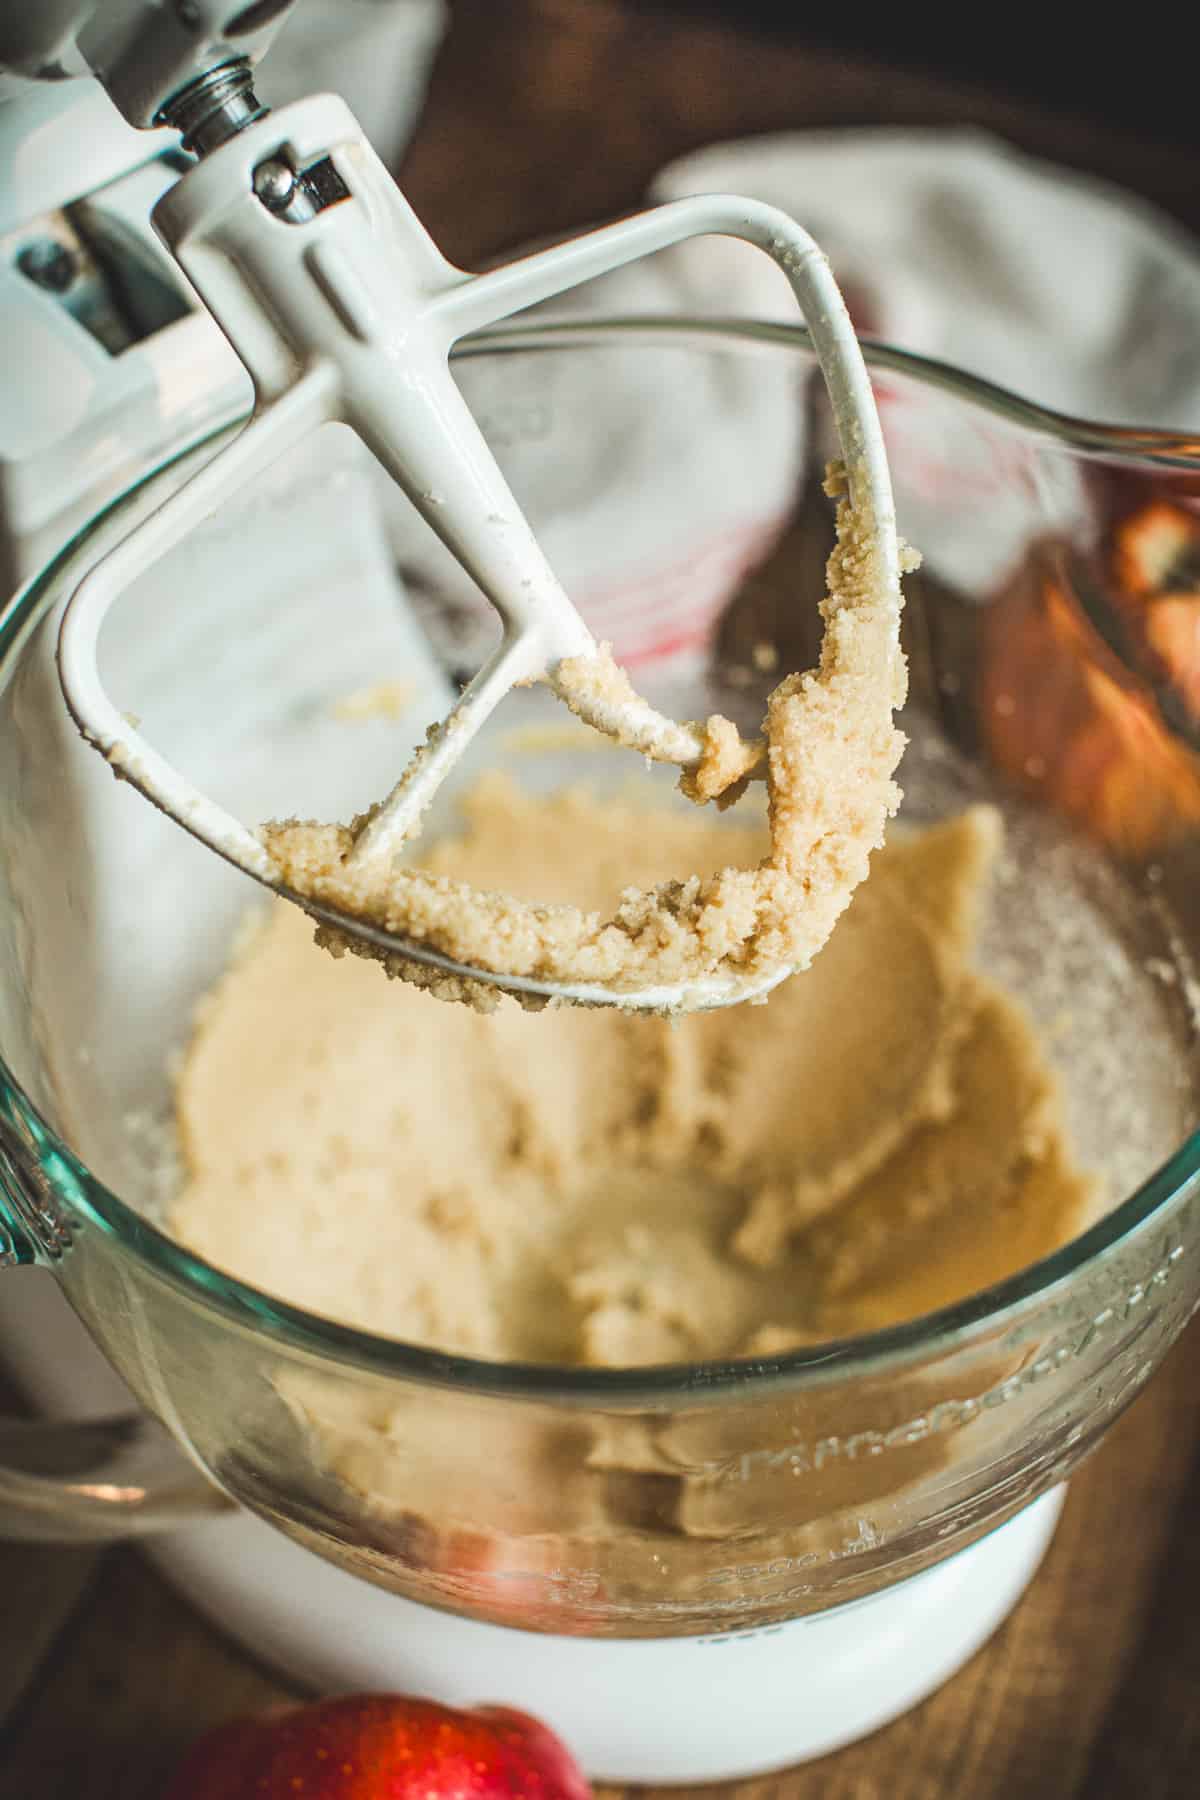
3, 0, 903, 1012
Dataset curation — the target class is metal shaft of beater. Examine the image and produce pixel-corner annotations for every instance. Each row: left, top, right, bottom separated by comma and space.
155, 57, 268, 157
158, 63, 351, 227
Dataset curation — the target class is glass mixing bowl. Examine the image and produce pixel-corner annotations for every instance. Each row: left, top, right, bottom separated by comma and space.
2, 320, 1200, 1639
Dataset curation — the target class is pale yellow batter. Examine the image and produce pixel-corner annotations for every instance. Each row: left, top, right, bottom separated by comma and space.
261, 469, 918, 1006
172, 778, 1093, 1361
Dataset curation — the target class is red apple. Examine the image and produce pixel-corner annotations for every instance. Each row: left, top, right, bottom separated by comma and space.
163, 1693, 591, 1799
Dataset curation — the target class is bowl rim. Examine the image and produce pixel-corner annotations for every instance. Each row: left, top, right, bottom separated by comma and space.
3, 313, 1199, 1404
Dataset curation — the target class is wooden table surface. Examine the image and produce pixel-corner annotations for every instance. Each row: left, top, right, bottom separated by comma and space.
5, 5, 1200, 1796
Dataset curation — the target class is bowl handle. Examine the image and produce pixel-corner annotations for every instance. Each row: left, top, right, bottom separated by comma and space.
0, 1132, 234, 1542
0, 1411, 233, 1543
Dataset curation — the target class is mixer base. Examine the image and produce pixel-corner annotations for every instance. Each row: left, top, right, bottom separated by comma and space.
149, 1491, 1063, 1785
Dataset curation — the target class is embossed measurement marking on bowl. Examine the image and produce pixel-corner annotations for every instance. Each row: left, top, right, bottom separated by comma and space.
56, 92, 909, 1014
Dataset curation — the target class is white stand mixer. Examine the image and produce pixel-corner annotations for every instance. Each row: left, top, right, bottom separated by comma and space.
0, 2, 1065, 1780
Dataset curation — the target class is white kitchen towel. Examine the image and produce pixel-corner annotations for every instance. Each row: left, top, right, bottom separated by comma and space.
266, 20, 1200, 426
255, 10, 1200, 677
375, 128, 1200, 673
651, 129, 1200, 430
